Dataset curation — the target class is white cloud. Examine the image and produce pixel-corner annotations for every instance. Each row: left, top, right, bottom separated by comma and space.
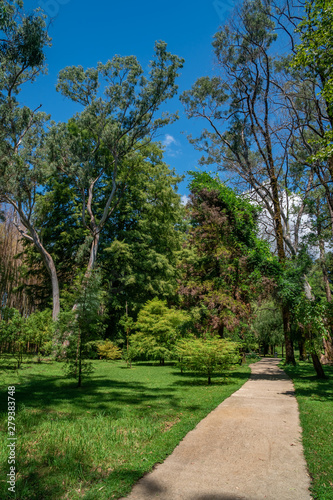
163, 134, 177, 147
181, 195, 190, 206
162, 134, 182, 157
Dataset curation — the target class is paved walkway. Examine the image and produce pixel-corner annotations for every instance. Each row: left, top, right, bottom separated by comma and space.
122, 358, 312, 500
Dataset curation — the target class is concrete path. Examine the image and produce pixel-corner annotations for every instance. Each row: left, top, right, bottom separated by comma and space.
122, 358, 312, 500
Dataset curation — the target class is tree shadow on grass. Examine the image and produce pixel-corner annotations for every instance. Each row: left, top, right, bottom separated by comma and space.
0, 376, 185, 415
0, 457, 66, 500
1, 453, 136, 500
170, 369, 250, 386
284, 363, 333, 402
0, 374, 198, 498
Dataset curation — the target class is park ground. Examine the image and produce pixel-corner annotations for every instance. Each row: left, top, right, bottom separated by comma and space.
0, 356, 332, 499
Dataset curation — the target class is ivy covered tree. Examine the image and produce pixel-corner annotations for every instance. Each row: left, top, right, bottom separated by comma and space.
178, 172, 277, 341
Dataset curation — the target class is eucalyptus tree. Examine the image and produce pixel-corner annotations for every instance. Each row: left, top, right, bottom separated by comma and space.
27, 142, 186, 335
47, 42, 184, 274
298, 187, 333, 363
181, 0, 301, 363
0, 1, 61, 320
292, 0, 333, 145
290, 0, 333, 239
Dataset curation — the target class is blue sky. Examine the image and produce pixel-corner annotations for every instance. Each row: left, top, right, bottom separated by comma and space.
21, 0, 234, 198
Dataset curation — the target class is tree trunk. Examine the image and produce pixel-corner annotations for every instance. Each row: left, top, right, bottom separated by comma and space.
282, 305, 296, 365
298, 340, 307, 361
319, 239, 333, 364
19, 215, 60, 321
87, 232, 100, 272
311, 352, 327, 379
48, 256, 60, 321
31, 233, 60, 321
218, 323, 224, 338
319, 239, 332, 302
78, 356, 82, 387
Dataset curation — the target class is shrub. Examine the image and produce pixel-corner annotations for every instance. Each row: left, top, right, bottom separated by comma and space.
97, 340, 122, 360
24, 309, 53, 359
130, 298, 190, 364
175, 336, 240, 384
0, 307, 26, 368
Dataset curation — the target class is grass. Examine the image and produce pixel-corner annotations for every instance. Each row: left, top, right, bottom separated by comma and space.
0, 356, 250, 499
283, 362, 333, 500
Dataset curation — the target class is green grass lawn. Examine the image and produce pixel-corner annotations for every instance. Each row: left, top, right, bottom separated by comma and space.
0, 356, 250, 499
284, 362, 333, 500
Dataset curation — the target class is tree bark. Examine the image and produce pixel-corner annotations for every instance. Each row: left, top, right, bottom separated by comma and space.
319, 239, 333, 364
20, 220, 60, 321
298, 339, 307, 361
270, 172, 296, 365
282, 305, 296, 365
311, 352, 327, 379
87, 232, 100, 272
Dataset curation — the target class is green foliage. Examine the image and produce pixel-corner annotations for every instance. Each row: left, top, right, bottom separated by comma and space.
179, 172, 277, 338
24, 309, 53, 356
292, 0, 333, 161
252, 301, 284, 351
130, 298, 190, 363
0, 307, 54, 365
0, 1, 48, 69
0, 307, 26, 368
53, 270, 106, 386
276, 249, 313, 306
102, 145, 186, 331
294, 295, 328, 355
175, 336, 240, 384
0, 0, 50, 194
97, 340, 122, 360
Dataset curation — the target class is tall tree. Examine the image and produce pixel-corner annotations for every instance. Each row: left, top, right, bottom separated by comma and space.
0, 1, 60, 320
181, 0, 298, 363
26, 143, 185, 327
47, 42, 184, 274
288, 0, 333, 239
179, 172, 277, 340
101, 143, 185, 334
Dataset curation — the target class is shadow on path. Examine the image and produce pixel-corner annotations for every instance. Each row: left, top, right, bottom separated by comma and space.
126, 476, 253, 500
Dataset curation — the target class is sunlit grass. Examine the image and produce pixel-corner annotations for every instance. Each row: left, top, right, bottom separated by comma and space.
0, 357, 250, 499
284, 362, 333, 500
